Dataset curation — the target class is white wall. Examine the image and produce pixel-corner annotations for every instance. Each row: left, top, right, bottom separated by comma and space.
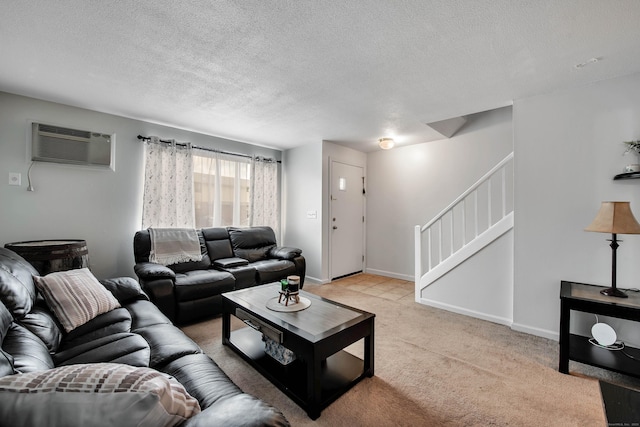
0, 92, 280, 280
282, 142, 323, 282
366, 107, 514, 281
513, 72, 640, 343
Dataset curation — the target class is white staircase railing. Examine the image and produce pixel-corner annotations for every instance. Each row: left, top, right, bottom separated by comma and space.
415, 153, 514, 300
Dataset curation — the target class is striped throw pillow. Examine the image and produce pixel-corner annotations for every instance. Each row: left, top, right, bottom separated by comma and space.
34, 268, 120, 333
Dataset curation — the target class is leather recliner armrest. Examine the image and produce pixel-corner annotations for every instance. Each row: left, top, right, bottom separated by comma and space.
268, 246, 302, 260
134, 262, 176, 280
132, 264, 177, 321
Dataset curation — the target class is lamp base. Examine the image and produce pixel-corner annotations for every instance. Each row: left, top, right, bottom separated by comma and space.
600, 287, 628, 298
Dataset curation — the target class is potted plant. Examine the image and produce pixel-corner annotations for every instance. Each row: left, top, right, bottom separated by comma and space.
622, 140, 640, 173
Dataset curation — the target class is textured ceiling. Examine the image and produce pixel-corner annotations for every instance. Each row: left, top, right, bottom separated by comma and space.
3, 1, 640, 152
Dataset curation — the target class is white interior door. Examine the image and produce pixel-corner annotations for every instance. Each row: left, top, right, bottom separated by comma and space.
330, 161, 364, 280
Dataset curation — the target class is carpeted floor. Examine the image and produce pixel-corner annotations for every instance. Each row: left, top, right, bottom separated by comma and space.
181, 274, 640, 426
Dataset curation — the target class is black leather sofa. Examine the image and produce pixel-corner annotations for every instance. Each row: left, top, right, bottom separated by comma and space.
134, 226, 305, 324
0, 247, 289, 426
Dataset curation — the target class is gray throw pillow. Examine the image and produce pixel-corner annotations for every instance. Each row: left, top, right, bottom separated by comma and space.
34, 268, 120, 333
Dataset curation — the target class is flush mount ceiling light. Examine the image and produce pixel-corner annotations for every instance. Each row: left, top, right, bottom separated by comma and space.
378, 138, 395, 150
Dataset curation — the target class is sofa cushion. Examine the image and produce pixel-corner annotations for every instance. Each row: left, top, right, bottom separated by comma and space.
176, 296, 223, 325
126, 299, 173, 330
218, 264, 257, 289
54, 332, 150, 367
0, 301, 15, 376
3, 323, 55, 373
59, 307, 132, 351
34, 268, 121, 333
0, 350, 14, 377
0, 363, 201, 427
202, 227, 234, 260
181, 394, 289, 427
228, 227, 277, 262
174, 270, 235, 302
125, 300, 172, 332
161, 353, 242, 409
17, 302, 63, 353
0, 247, 39, 319
135, 324, 202, 368
0, 299, 12, 343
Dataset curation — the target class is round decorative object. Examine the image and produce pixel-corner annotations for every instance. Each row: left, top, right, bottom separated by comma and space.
591, 322, 617, 346
287, 275, 300, 292
266, 296, 312, 312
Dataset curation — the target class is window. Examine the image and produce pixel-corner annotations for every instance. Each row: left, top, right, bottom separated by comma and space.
193, 152, 251, 228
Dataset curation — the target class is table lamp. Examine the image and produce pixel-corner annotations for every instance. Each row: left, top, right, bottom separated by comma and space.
585, 201, 640, 298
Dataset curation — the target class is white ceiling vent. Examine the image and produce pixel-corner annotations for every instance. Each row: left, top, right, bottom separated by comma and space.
31, 123, 114, 169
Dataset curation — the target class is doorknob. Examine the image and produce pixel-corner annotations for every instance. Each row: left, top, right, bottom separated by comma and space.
333, 226, 338, 230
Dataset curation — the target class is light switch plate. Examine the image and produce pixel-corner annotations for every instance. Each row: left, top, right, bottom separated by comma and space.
8, 172, 21, 186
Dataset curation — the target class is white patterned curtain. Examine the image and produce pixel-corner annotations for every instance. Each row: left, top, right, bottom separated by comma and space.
142, 137, 194, 229
250, 157, 280, 236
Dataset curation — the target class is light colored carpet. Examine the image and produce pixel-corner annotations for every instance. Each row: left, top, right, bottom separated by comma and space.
181, 275, 639, 426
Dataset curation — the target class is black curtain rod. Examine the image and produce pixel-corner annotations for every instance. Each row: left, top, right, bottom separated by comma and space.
137, 135, 280, 163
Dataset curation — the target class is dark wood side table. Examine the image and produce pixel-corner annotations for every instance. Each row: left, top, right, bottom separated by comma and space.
559, 280, 640, 377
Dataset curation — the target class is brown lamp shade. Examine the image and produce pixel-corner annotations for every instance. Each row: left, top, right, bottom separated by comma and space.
585, 202, 640, 234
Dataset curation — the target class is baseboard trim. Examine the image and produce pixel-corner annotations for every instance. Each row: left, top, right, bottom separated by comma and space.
365, 268, 413, 282
417, 297, 513, 327
417, 298, 559, 341
511, 322, 559, 341
304, 276, 330, 285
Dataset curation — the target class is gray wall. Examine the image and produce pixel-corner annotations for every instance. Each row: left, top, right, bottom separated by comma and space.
421, 231, 514, 325
0, 92, 281, 280
282, 140, 366, 284
513, 72, 640, 343
366, 107, 514, 280
282, 142, 323, 281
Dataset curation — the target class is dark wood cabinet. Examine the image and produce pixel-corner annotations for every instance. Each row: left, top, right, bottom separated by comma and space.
559, 281, 640, 378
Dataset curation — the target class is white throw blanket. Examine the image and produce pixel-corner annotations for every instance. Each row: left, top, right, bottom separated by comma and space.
149, 228, 203, 266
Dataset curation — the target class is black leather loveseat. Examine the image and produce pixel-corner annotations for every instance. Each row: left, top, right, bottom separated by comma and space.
134, 226, 305, 324
0, 247, 289, 426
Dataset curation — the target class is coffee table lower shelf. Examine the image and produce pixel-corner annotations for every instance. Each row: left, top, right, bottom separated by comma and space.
226, 326, 366, 418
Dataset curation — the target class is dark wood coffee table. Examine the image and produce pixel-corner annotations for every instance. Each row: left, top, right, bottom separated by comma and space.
222, 283, 375, 419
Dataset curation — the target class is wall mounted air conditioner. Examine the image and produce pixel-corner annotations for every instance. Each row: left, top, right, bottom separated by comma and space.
31, 122, 115, 169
